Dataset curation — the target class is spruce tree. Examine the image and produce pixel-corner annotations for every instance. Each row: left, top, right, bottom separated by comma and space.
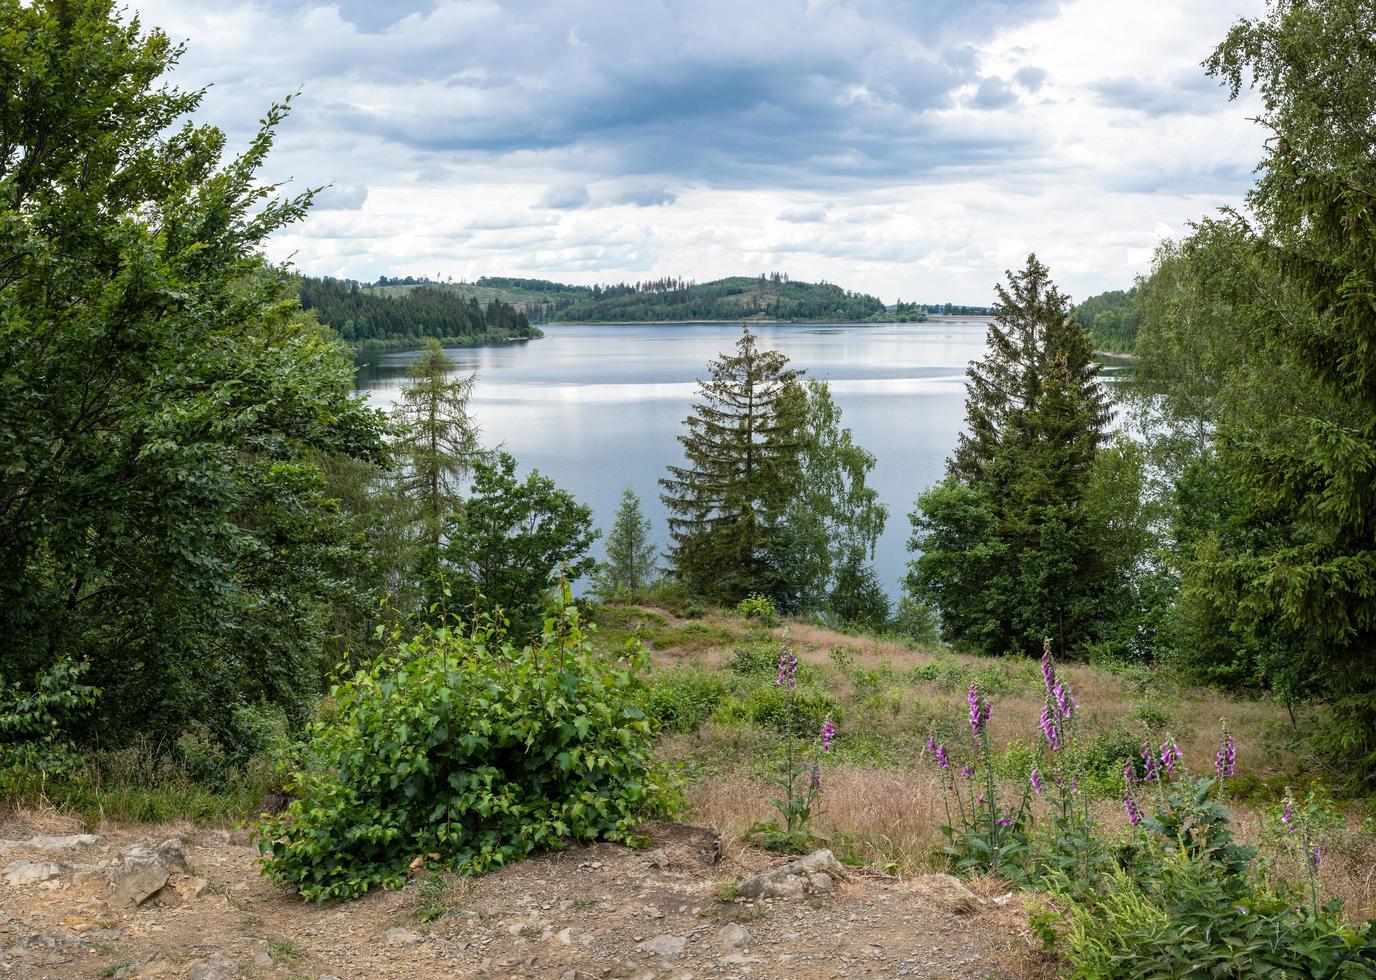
393, 339, 481, 570
593, 487, 658, 599
660, 326, 802, 601
909, 255, 1112, 656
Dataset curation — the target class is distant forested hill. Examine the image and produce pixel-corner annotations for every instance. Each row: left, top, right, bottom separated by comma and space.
365, 273, 894, 323
298, 277, 539, 349
1075, 288, 1142, 352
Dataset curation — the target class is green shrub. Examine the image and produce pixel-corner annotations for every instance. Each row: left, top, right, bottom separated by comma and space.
735, 593, 779, 627
257, 603, 675, 901
643, 668, 729, 734
890, 595, 940, 646
0, 658, 98, 798
907, 656, 970, 690
727, 644, 780, 678
644, 578, 696, 615
744, 685, 841, 736
1058, 849, 1376, 978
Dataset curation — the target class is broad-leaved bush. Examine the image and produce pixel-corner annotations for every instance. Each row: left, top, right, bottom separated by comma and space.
258, 602, 674, 901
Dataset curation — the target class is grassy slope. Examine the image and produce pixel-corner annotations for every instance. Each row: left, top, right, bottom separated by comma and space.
590, 602, 1375, 921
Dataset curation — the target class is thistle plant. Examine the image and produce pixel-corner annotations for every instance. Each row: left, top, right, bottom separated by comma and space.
747, 643, 833, 853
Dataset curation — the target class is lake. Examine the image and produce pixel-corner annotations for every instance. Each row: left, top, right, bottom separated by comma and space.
354, 320, 991, 600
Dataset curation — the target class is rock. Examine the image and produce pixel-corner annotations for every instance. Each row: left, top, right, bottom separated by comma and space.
113, 957, 177, 978
716, 922, 750, 950
386, 926, 424, 946
175, 876, 211, 899
735, 849, 847, 900
26, 834, 104, 851
3, 860, 62, 886
635, 934, 688, 958
253, 951, 273, 967
108, 839, 188, 909
719, 953, 763, 967
23, 931, 89, 951
913, 873, 985, 915
186, 952, 237, 980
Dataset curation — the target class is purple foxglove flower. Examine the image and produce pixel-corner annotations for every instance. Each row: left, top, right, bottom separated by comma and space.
808, 762, 821, 792
977, 792, 986, 805
1123, 760, 1137, 787
1071, 776, 1079, 795
1123, 791, 1141, 827
1041, 644, 1056, 696
1030, 768, 1044, 794
1160, 741, 1177, 778
1141, 742, 1159, 781
1309, 846, 1321, 870
934, 743, 950, 770
775, 648, 798, 689
1039, 704, 1060, 750
997, 813, 1013, 828
961, 764, 974, 779
926, 731, 937, 757
822, 718, 836, 753
1216, 734, 1236, 779
1282, 800, 1294, 826
1054, 680, 1074, 721
968, 684, 982, 738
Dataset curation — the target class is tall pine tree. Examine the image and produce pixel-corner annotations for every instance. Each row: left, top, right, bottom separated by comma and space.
660, 326, 802, 601
592, 487, 657, 598
909, 255, 1112, 656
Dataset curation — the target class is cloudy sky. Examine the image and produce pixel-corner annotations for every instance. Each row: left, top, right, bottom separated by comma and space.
131, 0, 1266, 304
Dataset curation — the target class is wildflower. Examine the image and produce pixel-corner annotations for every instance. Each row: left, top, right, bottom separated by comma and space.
1030, 768, 1044, 794
978, 792, 986, 805
934, 743, 950, 770
775, 647, 798, 689
1309, 846, 1322, 870
1159, 740, 1179, 778
1123, 760, 1137, 787
961, 764, 974, 779
1071, 776, 1079, 795
1053, 680, 1075, 721
1123, 791, 1141, 827
1282, 800, 1294, 827
1039, 704, 1060, 750
968, 684, 984, 738
821, 718, 836, 753
1141, 742, 1159, 782
926, 731, 937, 757
808, 762, 821, 793
997, 812, 1013, 828
1041, 642, 1056, 696
1216, 733, 1236, 780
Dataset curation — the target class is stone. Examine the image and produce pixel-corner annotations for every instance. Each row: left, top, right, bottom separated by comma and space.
3, 860, 62, 886
113, 957, 177, 978
174, 876, 211, 899
635, 934, 688, 958
716, 922, 750, 950
186, 953, 237, 980
108, 839, 188, 909
735, 848, 847, 900
386, 926, 424, 946
719, 953, 763, 967
912, 873, 985, 915
26, 834, 104, 851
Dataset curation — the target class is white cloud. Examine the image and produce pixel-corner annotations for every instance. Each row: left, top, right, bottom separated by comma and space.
130, 0, 1269, 301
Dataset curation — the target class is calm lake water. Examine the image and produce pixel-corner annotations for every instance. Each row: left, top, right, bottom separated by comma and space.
354, 321, 993, 600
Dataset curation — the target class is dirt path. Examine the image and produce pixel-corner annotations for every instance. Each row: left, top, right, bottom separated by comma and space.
0, 812, 1037, 979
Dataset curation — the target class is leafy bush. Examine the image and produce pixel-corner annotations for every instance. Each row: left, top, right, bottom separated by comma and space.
890, 594, 940, 646
257, 603, 675, 901
744, 685, 842, 737
727, 644, 781, 678
642, 668, 730, 734
0, 658, 98, 797
1059, 849, 1376, 978
908, 656, 970, 690
735, 593, 779, 626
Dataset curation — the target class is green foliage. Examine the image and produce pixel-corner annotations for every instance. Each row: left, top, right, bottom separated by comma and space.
591, 487, 658, 600
0, 0, 386, 748
257, 602, 675, 902
735, 593, 779, 627
1073, 288, 1143, 353
907, 255, 1121, 658
728, 644, 782, 678
743, 686, 842, 737
297, 276, 535, 346
890, 595, 940, 646
441, 452, 598, 635
641, 668, 730, 734
770, 380, 887, 621
1057, 848, 1376, 979
0, 659, 99, 796
661, 328, 802, 603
